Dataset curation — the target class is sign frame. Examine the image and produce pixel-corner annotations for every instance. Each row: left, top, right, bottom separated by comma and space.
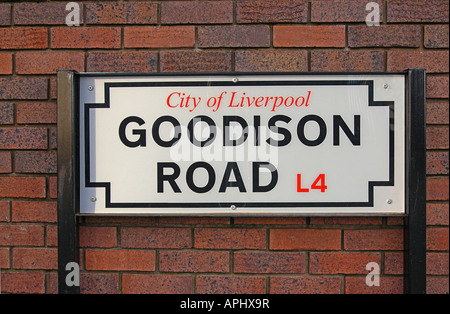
57, 70, 426, 294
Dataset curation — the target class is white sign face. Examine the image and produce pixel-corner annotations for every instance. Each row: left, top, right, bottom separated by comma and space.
78, 74, 406, 215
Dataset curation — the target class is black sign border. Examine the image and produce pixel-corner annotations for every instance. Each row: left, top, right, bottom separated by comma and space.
83, 79, 395, 209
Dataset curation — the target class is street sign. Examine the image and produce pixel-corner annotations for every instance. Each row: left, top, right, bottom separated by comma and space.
77, 73, 406, 215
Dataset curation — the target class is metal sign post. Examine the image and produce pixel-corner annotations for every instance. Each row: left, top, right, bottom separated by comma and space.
57, 70, 426, 294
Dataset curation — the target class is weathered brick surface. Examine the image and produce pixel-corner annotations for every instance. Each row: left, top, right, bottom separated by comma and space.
162, 1, 233, 24
86, 2, 157, 25
87, 52, 157, 73
14, 2, 83, 25
160, 50, 232, 72
237, 0, 308, 23
199, 25, 270, 48
236, 50, 308, 72
311, 0, 383, 22
0, 77, 48, 100
0, 53, 12, 74
196, 275, 266, 294
387, 0, 449, 23
0, 27, 47, 49
124, 26, 195, 48
311, 50, 384, 72
274, 25, 345, 47
0, 0, 447, 295
51, 27, 121, 49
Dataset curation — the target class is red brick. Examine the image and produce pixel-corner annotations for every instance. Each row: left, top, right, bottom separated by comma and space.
348, 25, 421, 48
49, 127, 57, 149
46, 225, 58, 247
0, 127, 47, 149
158, 216, 230, 225
12, 248, 57, 270
0, 27, 47, 49
87, 51, 157, 73
194, 228, 266, 249
427, 126, 449, 149
0, 248, 9, 268
49, 176, 57, 199
427, 100, 449, 124
312, 0, 383, 22
0, 151, 12, 173
0, 3, 10, 25
0, 102, 14, 124
427, 151, 449, 175
122, 274, 192, 294
310, 252, 381, 274
270, 229, 341, 250
233, 217, 306, 225
0, 77, 48, 100
345, 277, 403, 294
427, 277, 449, 294
274, 25, 345, 47
425, 25, 449, 48
14, 151, 57, 174
196, 275, 265, 294
50, 77, 57, 100
124, 26, 195, 48
79, 226, 117, 248
16, 51, 85, 75
159, 250, 229, 273
427, 75, 449, 98
16, 102, 57, 124
234, 251, 305, 274
162, 1, 233, 24
14, 2, 83, 25
311, 50, 384, 72
0, 53, 12, 74
385, 252, 403, 275
388, 50, 449, 73
310, 217, 382, 225
85, 249, 155, 271
0, 272, 45, 294
427, 228, 449, 251
427, 253, 449, 275
344, 229, 403, 250
86, 2, 157, 24
198, 25, 270, 48
0, 225, 44, 246
387, 0, 449, 23
235, 50, 308, 72
427, 203, 449, 226
237, 0, 308, 23
51, 27, 121, 49
427, 178, 449, 201
0, 201, 10, 222
160, 50, 232, 73
0, 177, 46, 198
270, 276, 341, 294
121, 227, 191, 249
81, 273, 119, 294
12, 201, 57, 223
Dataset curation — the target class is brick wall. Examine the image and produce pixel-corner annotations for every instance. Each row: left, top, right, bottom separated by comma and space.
0, 0, 448, 294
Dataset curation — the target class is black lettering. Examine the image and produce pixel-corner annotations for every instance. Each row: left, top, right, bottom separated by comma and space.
333, 115, 361, 146
152, 116, 181, 147
186, 162, 215, 193
219, 162, 246, 192
253, 162, 278, 192
266, 115, 292, 147
297, 115, 326, 146
223, 116, 249, 146
157, 162, 181, 193
119, 116, 146, 148
188, 116, 216, 147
